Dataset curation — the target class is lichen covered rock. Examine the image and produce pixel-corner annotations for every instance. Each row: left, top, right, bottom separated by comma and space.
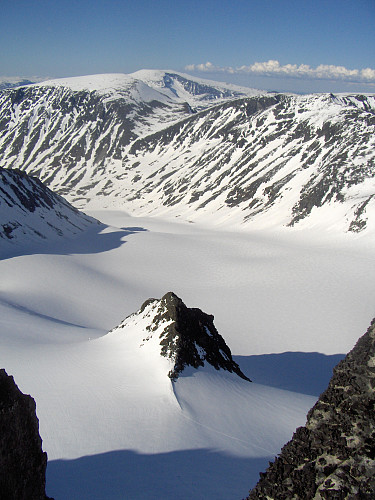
248, 318, 375, 499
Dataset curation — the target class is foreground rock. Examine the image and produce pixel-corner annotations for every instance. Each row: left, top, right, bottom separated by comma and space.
247, 318, 375, 499
112, 291, 251, 381
0, 369, 52, 499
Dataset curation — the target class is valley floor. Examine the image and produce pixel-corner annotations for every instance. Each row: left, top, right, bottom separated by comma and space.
1, 210, 374, 499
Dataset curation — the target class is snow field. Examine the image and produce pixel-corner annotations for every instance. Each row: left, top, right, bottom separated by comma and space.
1, 209, 374, 498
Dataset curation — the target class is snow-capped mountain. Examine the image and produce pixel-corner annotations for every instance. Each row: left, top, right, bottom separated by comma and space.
128, 69, 263, 109
0, 72, 374, 233
0, 167, 97, 248
0, 69, 374, 499
110, 291, 250, 381
0, 72, 261, 205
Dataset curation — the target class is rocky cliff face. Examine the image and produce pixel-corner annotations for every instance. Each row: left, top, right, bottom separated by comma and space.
0, 369, 51, 500
247, 318, 375, 499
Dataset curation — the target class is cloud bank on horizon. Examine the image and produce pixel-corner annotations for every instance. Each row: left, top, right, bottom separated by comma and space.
185, 60, 375, 86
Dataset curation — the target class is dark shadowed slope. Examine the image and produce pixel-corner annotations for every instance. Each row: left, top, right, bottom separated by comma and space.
0, 167, 98, 250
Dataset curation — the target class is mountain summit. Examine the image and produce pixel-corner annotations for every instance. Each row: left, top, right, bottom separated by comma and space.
128, 69, 262, 109
110, 292, 251, 381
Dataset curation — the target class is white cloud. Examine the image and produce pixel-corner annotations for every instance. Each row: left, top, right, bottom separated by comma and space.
361, 67, 375, 80
185, 60, 375, 83
185, 62, 234, 73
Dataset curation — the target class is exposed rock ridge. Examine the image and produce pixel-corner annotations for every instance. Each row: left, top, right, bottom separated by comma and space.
140, 292, 251, 381
247, 318, 375, 499
0, 369, 52, 499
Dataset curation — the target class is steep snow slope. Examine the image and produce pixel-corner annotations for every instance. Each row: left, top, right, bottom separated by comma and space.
0, 167, 97, 250
0, 77, 190, 189
0, 72, 259, 208
120, 93, 375, 233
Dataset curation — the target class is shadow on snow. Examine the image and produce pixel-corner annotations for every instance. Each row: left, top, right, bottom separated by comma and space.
0, 225, 148, 260
46, 353, 345, 498
234, 352, 345, 397
47, 448, 268, 500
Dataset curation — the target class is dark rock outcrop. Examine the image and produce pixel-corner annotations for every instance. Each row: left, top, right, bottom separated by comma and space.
0, 369, 52, 499
247, 318, 375, 499
139, 292, 251, 382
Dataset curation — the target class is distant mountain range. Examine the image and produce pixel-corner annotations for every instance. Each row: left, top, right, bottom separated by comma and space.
0, 70, 374, 233
0, 78, 36, 90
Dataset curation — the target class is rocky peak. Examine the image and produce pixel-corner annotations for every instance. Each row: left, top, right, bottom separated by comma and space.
131, 292, 251, 382
247, 318, 375, 499
0, 369, 52, 500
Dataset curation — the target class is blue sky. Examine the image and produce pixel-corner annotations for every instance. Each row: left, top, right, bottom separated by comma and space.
1, 0, 374, 93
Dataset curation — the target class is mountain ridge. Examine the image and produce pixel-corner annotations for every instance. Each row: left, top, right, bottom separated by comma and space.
0, 71, 374, 234
121, 92, 375, 232
0, 78, 36, 90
